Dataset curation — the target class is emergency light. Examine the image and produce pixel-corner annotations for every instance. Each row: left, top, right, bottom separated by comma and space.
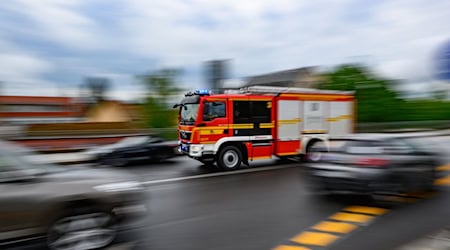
195, 89, 210, 95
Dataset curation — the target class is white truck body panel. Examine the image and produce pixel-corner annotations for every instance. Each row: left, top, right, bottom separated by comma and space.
328, 101, 353, 136
277, 100, 302, 140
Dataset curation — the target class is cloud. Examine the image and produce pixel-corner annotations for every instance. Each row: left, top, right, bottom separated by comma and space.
2, 0, 102, 50
0, 0, 449, 98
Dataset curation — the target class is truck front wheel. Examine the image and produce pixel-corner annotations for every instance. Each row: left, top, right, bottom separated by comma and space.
217, 145, 242, 171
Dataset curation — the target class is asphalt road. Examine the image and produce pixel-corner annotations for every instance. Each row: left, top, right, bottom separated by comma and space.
104, 135, 450, 250
11, 135, 450, 250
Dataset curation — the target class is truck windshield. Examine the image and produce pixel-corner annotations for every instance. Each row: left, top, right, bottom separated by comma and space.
180, 104, 199, 125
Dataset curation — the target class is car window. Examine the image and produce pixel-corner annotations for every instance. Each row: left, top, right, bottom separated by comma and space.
346, 140, 383, 154
203, 101, 226, 121
380, 139, 414, 154
118, 136, 150, 145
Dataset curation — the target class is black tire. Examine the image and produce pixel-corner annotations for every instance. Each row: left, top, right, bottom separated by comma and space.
217, 145, 242, 171
47, 208, 117, 250
305, 140, 322, 163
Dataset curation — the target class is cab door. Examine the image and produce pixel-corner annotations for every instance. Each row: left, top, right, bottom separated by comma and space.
199, 98, 229, 143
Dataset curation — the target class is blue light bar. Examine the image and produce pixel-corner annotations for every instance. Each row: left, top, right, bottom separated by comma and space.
195, 89, 210, 95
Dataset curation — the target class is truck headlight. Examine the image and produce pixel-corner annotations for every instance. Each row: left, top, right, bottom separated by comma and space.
190, 145, 203, 152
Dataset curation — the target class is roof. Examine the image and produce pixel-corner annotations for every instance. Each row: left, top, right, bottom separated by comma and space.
0, 96, 75, 105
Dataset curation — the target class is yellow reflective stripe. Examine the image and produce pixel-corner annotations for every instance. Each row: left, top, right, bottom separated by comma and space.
260, 123, 274, 128
196, 126, 229, 130
230, 124, 254, 129
280, 93, 352, 101
302, 130, 327, 134
199, 129, 224, 135
252, 156, 272, 160
277, 152, 298, 156
278, 118, 302, 124
326, 115, 353, 122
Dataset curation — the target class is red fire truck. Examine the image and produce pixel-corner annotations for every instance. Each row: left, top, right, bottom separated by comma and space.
174, 86, 355, 170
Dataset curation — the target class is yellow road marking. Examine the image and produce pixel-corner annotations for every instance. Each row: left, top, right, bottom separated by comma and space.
330, 212, 374, 223
312, 221, 358, 234
273, 245, 311, 250
434, 175, 450, 186
291, 231, 339, 247
343, 206, 389, 215
436, 164, 450, 172
291, 232, 339, 247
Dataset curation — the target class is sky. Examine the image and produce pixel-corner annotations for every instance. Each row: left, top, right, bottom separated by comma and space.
0, 0, 449, 101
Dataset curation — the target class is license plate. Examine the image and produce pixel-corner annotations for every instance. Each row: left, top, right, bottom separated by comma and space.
180, 144, 189, 152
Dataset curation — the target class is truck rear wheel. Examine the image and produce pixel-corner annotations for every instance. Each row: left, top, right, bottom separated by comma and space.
217, 145, 242, 171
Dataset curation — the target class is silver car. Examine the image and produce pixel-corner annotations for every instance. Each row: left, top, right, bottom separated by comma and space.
0, 140, 148, 250
305, 134, 442, 195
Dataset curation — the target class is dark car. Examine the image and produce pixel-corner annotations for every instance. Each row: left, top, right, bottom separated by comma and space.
0, 140, 148, 250
304, 134, 442, 195
85, 136, 177, 167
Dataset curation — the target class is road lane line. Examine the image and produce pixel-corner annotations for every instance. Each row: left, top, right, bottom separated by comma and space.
142, 164, 297, 185
312, 221, 358, 234
329, 212, 374, 224
343, 206, 389, 215
434, 175, 450, 186
291, 231, 339, 247
273, 245, 311, 250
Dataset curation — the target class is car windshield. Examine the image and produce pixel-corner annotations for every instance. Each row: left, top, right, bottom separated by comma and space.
117, 136, 150, 146
323, 139, 383, 154
180, 104, 199, 125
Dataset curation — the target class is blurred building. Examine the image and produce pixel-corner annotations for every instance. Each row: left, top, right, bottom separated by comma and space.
0, 96, 86, 125
244, 67, 322, 88
205, 60, 229, 91
85, 100, 140, 123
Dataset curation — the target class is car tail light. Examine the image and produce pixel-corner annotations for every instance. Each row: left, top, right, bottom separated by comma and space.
354, 158, 389, 167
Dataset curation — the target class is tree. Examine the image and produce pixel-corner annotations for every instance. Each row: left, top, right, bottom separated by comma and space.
138, 69, 183, 131
319, 64, 404, 122
83, 77, 111, 103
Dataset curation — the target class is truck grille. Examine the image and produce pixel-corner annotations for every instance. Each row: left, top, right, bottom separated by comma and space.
179, 131, 192, 140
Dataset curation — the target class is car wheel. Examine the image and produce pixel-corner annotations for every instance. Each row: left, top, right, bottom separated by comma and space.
306, 141, 322, 162
217, 145, 242, 171
47, 210, 117, 250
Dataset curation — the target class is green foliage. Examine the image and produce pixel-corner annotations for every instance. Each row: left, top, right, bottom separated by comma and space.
139, 69, 183, 136
319, 64, 450, 123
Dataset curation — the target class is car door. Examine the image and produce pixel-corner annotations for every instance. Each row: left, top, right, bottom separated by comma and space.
382, 138, 434, 187
0, 171, 45, 240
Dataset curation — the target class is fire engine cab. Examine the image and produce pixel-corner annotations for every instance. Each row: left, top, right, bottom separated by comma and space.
174, 86, 355, 171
